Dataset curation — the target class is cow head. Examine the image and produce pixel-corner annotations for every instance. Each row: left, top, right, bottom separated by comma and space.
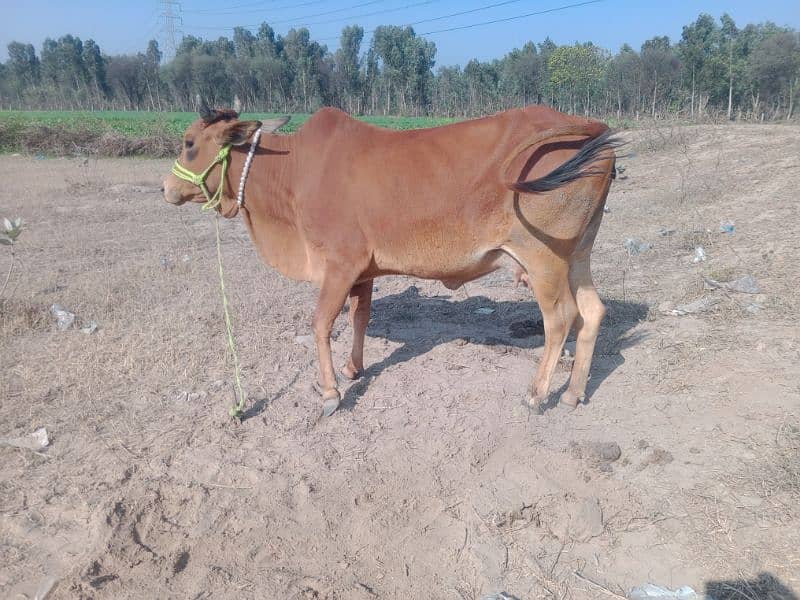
163, 105, 287, 217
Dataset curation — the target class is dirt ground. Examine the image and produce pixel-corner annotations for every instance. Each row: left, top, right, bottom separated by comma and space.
1, 123, 799, 600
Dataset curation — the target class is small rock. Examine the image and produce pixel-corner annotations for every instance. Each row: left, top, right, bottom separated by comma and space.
726, 275, 760, 294
649, 448, 674, 465
81, 320, 99, 334
691, 246, 706, 263
658, 227, 676, 237
569, 496, 604, 542
703, 274, 761, 295
475, 307, 495, 315
589, 441, 622, 462
671, 296, 721, 316
637, 447, 674, 470
624, 238, 653, 256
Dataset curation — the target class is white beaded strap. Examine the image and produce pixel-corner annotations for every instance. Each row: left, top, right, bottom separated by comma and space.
236, 127, 263, 207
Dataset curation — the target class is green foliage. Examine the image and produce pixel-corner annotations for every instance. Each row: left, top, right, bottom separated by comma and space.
1, 13, 798, 120
548, 44, 606, 112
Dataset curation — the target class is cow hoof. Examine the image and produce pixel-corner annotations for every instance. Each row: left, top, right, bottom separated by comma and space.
321, 390, 341, 417
523, 397, 545, 415
559, 390, 583, 409
340, 364, 362, 381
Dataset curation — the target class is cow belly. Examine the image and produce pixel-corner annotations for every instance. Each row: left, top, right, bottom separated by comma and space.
373, 239, 505, 285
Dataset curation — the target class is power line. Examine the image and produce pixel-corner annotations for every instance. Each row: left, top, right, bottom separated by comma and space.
190, 0, 439, 31
318, 0, 603, 42
419, 0, 603, 36
259, 0, 386, 26
406, 0, 534, 28
184, 0, 329, 16
184, 0, 280, 12
306, 0, 437, 27
182, 0, 603, 47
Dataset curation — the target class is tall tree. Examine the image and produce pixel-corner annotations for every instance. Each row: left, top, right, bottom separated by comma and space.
333, 25, 364, 113
283, 28, 326, 112
640, 36, 679, 118
679, 13, 718, 117
749, 31, 800, 119
548, 43, 604, 114
82, 39, 108, 107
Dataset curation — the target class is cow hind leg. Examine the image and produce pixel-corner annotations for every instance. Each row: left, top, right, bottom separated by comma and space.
342, 279, 373, 380
313, 268, 357, 416
560, 258, 605, 408
520, 255, 578, 413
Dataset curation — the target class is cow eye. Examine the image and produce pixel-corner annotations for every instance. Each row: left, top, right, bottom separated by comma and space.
184, 139, 194, 149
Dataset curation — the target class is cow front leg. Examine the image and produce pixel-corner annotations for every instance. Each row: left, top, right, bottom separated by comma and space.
313, 271, 355, 416
342, 280, 373, 380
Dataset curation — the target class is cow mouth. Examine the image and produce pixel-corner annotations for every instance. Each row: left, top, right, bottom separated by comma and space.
163, 187, 189, 205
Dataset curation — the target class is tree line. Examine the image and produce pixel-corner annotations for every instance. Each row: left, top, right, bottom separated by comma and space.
1, 13, 798, 120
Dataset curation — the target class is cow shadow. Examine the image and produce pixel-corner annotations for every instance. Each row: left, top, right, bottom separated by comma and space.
706, 572, 798, 600
340, 285, 648, 411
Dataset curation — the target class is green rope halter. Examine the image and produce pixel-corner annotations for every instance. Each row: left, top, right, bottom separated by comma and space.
171, 145, 232, 212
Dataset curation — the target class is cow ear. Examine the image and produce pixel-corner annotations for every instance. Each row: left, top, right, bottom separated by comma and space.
261, 116, 290, 133
199, 101, 215, 123
215, 120, 263, 146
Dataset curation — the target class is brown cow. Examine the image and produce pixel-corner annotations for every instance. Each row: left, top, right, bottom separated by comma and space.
163, 105, 617, 416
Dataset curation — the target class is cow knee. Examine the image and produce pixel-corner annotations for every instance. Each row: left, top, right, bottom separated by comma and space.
581, 297, 606, 334
312, 312, 333, 340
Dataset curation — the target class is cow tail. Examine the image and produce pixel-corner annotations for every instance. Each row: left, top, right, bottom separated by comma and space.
507, 127, 621, 195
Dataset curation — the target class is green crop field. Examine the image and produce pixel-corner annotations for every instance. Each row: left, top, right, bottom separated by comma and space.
0, 110, 458, 156
0, 110, 456, 147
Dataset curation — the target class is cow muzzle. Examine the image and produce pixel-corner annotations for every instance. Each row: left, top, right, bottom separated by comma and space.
162, 176, 188, 205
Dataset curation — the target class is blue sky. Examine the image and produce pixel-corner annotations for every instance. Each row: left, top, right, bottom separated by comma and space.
3, 0, 798, 66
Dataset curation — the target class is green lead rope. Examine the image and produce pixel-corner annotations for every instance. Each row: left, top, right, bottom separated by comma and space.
214, 215, 247, 419
172, 146, 247, 418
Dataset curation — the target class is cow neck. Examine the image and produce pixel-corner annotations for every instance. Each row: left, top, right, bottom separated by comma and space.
236, 131, 295, 234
